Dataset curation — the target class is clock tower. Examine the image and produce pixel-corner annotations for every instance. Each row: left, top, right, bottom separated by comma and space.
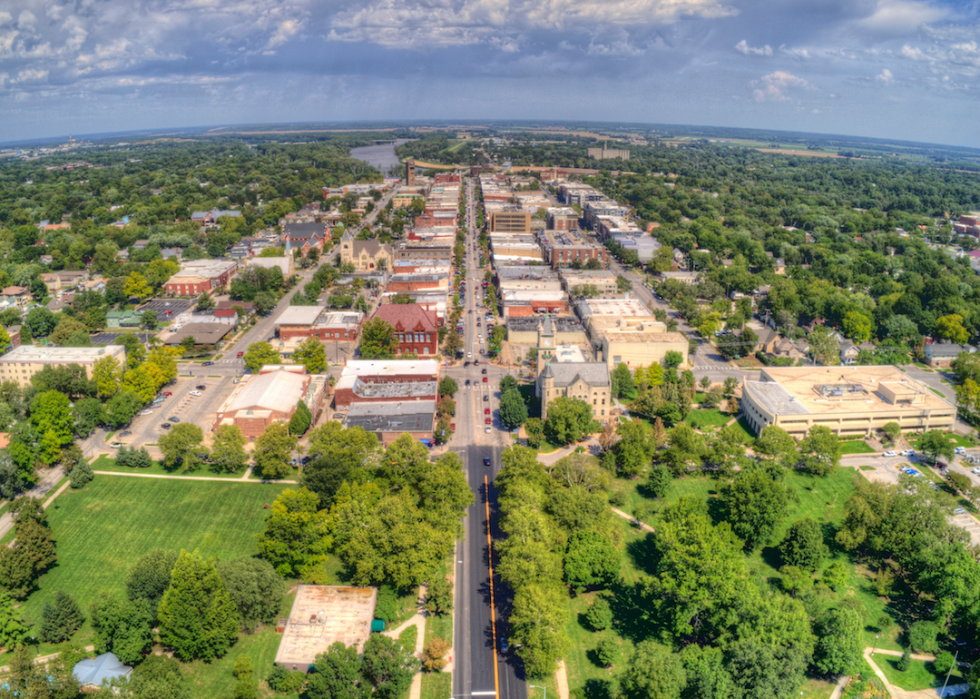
536, 315, 556, 375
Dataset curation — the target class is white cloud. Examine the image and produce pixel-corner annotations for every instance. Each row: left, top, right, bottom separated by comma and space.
735, 40, 772, 56
0, 29, 17, 55
781, 46, 811, 60
329, 0, 739, 49
0, 11, 11, 26
751, 71, 811, 102
17, 10, 36, 31
15, 68, 48, 82
900, 44, 928, 60
857, 0, 948, 34
876, 68, 894, 82
263, 18, 303, 53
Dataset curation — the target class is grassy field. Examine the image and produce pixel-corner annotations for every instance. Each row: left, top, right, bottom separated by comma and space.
873, 654, 963, 690
90, 453, 245, 478
19, 476, 290, 652
911, 432, 974, 449
840, 439, 877, 455
684, 408, 733, 430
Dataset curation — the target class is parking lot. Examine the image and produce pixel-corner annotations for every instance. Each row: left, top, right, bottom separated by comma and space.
114, 374, 239, 457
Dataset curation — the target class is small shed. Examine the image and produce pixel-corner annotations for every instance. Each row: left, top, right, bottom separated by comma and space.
72, 652, 132, 690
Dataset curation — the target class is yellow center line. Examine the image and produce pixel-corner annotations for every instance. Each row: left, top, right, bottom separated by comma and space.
485, 474, 500, 698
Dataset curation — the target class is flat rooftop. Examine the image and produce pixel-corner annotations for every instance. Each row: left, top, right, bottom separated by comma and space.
507, 316, 585, 332
497, 266, 558, 280
579, 298, 652, 317
275, 585, 376, 669
342, 359, 440, 378
745, 366, 955, 417
276, 306, 325, 326
0, 345, 125, 362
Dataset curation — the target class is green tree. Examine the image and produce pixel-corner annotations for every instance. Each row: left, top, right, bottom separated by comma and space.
39, 589, 84, 643
0, 590, 30, 650
842, 311, 873, 342
908, 620, 940, 653
438, 376, 458, 397
210, 424, 249, 473
359, 318, 398, 359
257, 488, 331, 578
243, 341, 281, 372
814, 607, 862, 676
124, 272, 152, 300
544, 397, 599, 445
361, 632, 421, 699
754, 425, 797, 466
302, 424, 380, 506
680, 644, 735, 699
424, 575, 454, 617
306, 642, 371, 699
92, 355, 123, 398
881, 422, 902, 443
584, 596, 613, 632
564, 531, 619, 591
722, 466, 791, 549
105, 390, 144, 427
158, 422, 206, 471
157, 549, 240, 661
936, 314, 971, 344
30, 389, 74, 448
524, 417, 545, 448
500, 375, 518, 393
807, 325, 841, 366
619, 640, 687, 699
779, 518, 828, 572
293, 336, 327, 373
0, 513, 57, 599
919, 429, 955, 465
254, 422, 298, 479
611, 362, 635, 399
216, 557, 287, 632
140, 310, 159, 331
798, 425, 841, 475
89, 592, 154, 665
499, 388, 528, 429
128, 654, 192, 699
289, 400, 313, 436
510, 583, 570, 678
614, 418, 657, 478
126, 549, 179, 620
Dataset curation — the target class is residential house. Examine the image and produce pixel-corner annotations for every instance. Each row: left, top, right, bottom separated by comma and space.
1, 286, 31, 308
284, 223, 328, 256
840, 340, 860, 365
924, 342, 975, 368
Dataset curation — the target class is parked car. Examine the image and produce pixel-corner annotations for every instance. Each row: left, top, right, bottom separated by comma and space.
482, 377, 488, 383
169, 417, 180, 423
196, 385, 206, 390
203, 361, 215, 366
899, 449, 915, 456
485, 426, 492, 433
955, 447, 967, 454
161, 392, 173, 397
160, 423, 172, 430
189, 391, 202, 397
140, 410, 153, 416
485, 408, 491, 415
882, 450, 897, 457
450, 423, 455, 431
119, 431, 132, 437
485, 418, 492, 425
109, 442, 123, 448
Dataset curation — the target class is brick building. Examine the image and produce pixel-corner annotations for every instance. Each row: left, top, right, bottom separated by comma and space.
369, 304, 440, 357
385, 274, 449, 294
212, 366, 328, 440
547, 208, 579, 232
283, 223, 328, 256
163, 260, 238, 296
275, 306, 363, 342
394, 242, 454, 264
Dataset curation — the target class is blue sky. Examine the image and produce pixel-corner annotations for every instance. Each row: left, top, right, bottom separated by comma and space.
1, 0, 979, 146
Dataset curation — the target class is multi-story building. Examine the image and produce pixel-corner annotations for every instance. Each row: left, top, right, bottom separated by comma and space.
275, 306, 363, 342
587, 146, 630, 160
953, 214, 980, 237
542, 230, 608, 270
393, 242, 454, 264
344, 400, 436, 446
369, 304, 440, 357
489, 210, 532, 235
547, 207, 579, 232
284, 223, 328, 256
0, 345, 127, 387
212, 366, 328, 440
534, 319, 610, 421
501, 290, 569, 317
741, 366, 956, 438
385, 274, 449, 294
339, 231, 392, 272
163, 260, 238, 296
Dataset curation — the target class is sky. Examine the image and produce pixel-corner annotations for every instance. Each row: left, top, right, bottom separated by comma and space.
1, 0, 979, 147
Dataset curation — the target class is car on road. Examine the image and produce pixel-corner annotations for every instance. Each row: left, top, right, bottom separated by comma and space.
109, 442, 123, 448
882, 450, 897, 457
169, 417, 180, 423
465, 379, 471, 386
189, 390, 202, 397
481, 368, 487, 374
203, 361, 215, 366
485, 426, 492, 433
485, 408, 491, 415
464, 361, 470, 367
485, 418, 491, 425
473, 360, 479, 366
483, 395, 489, 401
196, 385, 206, 390
500, 639, 509, 653
237, 351, 244, 357
484, 458, 491, 467
482, 377, 488, 383
899, 449, 915, 456
140, 410, 153, 416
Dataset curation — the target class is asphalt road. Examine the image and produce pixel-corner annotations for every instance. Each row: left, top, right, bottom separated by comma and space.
453, 177, 528, 699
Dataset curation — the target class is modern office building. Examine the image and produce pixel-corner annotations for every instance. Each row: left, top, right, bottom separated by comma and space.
0, 345, 127, 386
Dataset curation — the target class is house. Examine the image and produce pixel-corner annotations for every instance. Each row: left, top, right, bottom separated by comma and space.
339, 231, 392, 272
769, 337, 807, 362
39, 270, 87, 295
284, 223, 328, 256
839, 340, 860, 365
924, 342, 975, 368
0, 286, 31, 308
190, 208, 242, 227
369, 304, 439, 357
73, 653, 132, 691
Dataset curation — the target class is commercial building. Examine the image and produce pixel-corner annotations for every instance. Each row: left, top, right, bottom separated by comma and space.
246, 256, 295, 278
385, 273, 450, 294
405, 159, 416, 185
541, 230, 608, 270
339, 359, 439, 385
590, 316, 689, 369
334, 372, 438, 410
393, 242, 454, 264
577, 298, 655, 325
160, 322, 235, 347
547, 207, 579, 232
369, 304, 440, 356
344, 400, 436, 446
501, 289, 569, 317
741, 366, 957, 438
163, 260, 238, 296
213, 366, 328, 440
506, 316, 588, 345
276, 306, 363, 342
489, 210, 532, 235
559, 269, 622, 297
953, 214, 980, 237
339, 231, 393, 272
587, 146, 630, 160
275, 585, 377, 671
0, 345, 127, 386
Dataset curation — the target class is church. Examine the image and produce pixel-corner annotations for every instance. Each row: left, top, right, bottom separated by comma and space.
339, 230, 393, 272
534, 316, 612, 421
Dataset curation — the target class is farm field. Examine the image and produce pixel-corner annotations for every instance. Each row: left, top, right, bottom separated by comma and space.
18, 476, 290, 651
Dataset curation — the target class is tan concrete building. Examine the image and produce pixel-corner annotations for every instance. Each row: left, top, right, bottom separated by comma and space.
489, 210, 532, 235
0, 345, 127, 387
591, 317, 689, 370
741, 366, 957, 438
339, 230, 392, 272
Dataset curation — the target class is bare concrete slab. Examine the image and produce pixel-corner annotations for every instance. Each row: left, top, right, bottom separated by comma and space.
274, 585, 377, 670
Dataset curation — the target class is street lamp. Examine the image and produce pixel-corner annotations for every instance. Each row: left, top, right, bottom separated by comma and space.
530, 685, 547, 699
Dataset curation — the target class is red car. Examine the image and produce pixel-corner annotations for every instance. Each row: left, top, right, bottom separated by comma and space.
237, 351, 244, 357
485, 408, 491, 415
485, 418, 491, 425
482, 377, 488, 383
450, 423, 456, 431
161, 392, 173, 397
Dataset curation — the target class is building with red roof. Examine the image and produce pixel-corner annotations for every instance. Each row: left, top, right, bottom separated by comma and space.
369, 303, 439, 357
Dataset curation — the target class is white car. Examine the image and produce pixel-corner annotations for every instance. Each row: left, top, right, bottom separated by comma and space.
882, 450, 897, 457
189, 390, 202, 397
109, 442, 123, 449
899, 449, 915, 457
955, 447, 967, 454
140, 410, 153, 416
485, 426, 492, 433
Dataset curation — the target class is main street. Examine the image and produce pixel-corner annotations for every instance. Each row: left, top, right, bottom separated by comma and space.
452, 177, 527, 699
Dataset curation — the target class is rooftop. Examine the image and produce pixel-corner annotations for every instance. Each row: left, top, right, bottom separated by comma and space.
578, 298, 653, 318
275, 585, 376, 669
542, 359, 610, 388
342, 359, 440, 378
160, 322, 234, 345
276, 306, 325, 326
744, 366, 955, 417
507, 316, 585, 332
342, 377, 438, 400
345, 400, 436, 432
0, 345, 125, 362
222, 369, 307, 413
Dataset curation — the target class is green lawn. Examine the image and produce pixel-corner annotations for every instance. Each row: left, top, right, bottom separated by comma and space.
420, 556, 454, 699
840, 439, 877, 455
873, 654, 963, 691
19, 476, 290, 653
911, 432, 974, 449
684, 408, 733, 430
928, 386, 947, 398
90, 453, 245, 479
734, 415, 758, 439
420, 673, 451, 699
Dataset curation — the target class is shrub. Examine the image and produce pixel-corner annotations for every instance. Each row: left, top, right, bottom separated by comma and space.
233, 655, 253, 679
595, 638, 617, 667
908, 621, 940, 654
422, 637, 451, 672
584, 597, 613, 632
69, 462, 93, 489
375, 585, 400, 623
266, 664, 307, 693
425, 576, 453, 617
896, 648, 911, 672
873, 567, 896, 597
822, 561, 849, 592
933, 650, 955, 675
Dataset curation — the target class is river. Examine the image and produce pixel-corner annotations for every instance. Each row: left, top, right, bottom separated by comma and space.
349, 138, 413, 175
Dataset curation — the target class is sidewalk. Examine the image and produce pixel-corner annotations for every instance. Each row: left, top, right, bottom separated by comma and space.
864, 648, 970, 698
382, 586, 428, 699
